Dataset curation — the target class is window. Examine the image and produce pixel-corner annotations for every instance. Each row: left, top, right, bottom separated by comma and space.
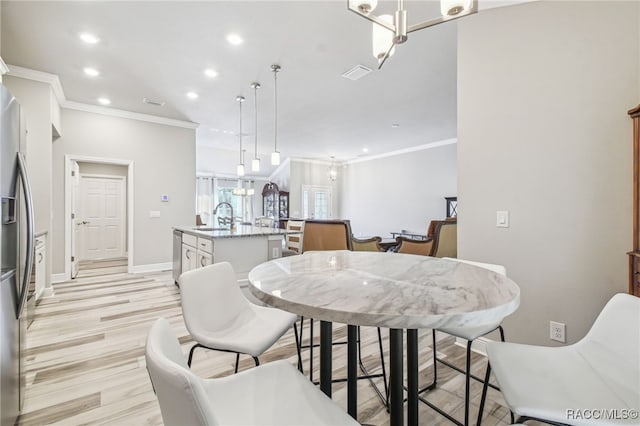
302, 185, 332, 219
196, 177, 255, 226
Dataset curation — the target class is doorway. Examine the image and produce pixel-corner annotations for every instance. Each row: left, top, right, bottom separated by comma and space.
302, 184, 333, 219
65, 155, 134, 281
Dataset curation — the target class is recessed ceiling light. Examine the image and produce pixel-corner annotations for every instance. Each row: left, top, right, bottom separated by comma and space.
362, 147, 369, 153
226, 33, 244, 45
83, 67, 100, 77
79, 32, 100, 44
186, 92, 199, 100
204, 69, 218, 78
97, 97, 111, 105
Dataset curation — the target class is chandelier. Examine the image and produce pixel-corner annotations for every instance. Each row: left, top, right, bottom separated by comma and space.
348, 0, 478, 68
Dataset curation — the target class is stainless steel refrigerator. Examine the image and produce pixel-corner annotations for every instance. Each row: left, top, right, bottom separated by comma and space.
0, 84, 34, 426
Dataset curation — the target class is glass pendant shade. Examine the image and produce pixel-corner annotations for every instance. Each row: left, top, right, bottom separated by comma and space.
440, 0, 471, 16
271, 151, 281, 166
237, 163, 245, 177
351, 0, 377, 14
372, 14, 395, 60
251, 158, 260, 172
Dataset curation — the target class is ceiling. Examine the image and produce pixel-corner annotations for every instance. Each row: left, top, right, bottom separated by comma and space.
1, 1, 522, 176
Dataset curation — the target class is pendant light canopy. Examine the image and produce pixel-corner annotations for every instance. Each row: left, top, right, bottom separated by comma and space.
250, 82, 261, 172
270, 64, 281, 166
236, 95, 245, 177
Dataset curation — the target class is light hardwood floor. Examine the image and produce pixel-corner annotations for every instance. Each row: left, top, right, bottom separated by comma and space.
18, 259, 519, 425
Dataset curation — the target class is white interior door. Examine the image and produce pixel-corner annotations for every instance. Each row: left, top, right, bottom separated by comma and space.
70, 161, 80, 278
79, 175, 126, 260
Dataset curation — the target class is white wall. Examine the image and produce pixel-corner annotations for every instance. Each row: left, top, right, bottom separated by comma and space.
458, 1, 639, 345
340, 143, 457, 238
52, 108, 196, 272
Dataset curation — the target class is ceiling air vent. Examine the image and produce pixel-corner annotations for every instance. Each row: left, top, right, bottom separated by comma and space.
143, 97, 166, 107
341, 65, 372, 81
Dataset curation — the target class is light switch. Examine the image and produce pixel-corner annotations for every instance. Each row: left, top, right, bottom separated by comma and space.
149, 210, 161, 218
496, 211, 509, 228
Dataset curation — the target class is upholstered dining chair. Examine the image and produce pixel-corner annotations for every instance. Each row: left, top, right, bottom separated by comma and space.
179, 262, 302, 373
477, 292, 640, 426
396, 236, 434, 255
145, 318, 359, 426
351, 236, 384, 252
422, 257, 508, 426
431, 220, 457, 258
301, 219, 353, 252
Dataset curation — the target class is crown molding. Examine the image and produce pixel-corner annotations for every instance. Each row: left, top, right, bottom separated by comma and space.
346, 138, 457, 165
6, 64, 198, 130
64, 101, 199, 129
291, 157, 336, 166
7, 64, 66, 103
0, 57, 9, 76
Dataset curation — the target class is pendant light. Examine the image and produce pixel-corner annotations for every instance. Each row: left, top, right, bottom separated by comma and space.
348, 0, 477, 69
270, 64, 281, 166
328, 156, 338, 181
236, 95, 245, 177
250, 82, 261, 172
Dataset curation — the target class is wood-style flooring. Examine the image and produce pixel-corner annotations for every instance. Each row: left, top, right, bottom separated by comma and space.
18, 258, 522, 425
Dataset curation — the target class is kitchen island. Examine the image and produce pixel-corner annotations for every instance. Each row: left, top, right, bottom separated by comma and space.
173, 225, 293, 284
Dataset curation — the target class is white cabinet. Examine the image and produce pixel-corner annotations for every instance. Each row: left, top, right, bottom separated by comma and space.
197, 251, 213, 269
181, 243, 198, 273
181, 232, 214, 274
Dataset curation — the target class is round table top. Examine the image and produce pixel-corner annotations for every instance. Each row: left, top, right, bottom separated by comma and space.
248, 251, 520, 329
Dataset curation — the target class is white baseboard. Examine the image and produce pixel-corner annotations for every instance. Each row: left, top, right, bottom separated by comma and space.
130, 262, 172, 274
51, 273, 68, 283
454, 336, 491, 356
40, 287, 55, 298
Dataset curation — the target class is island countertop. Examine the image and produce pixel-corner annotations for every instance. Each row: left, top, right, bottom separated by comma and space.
174, 225, 294, 239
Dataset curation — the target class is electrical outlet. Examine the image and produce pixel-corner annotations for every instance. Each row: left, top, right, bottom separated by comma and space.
550, 321, 566, 343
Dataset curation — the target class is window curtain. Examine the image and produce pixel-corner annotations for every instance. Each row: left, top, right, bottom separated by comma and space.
195, 176, 214, 225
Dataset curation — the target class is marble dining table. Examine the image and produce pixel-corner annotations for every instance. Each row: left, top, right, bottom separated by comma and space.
248, 250, 520, 426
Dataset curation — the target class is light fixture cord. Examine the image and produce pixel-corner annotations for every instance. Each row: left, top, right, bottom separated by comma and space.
239, 99, 243, 163
254, 85, 259, 159
273, 67, 278, 153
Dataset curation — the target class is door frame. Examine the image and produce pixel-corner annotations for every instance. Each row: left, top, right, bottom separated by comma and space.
78, 173, 127, 261
64, 155, 134, 280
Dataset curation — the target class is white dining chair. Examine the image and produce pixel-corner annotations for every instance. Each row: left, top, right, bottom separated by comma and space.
179, 262, 302, 372
421, 257, 508, 426
145, 318, 359, 426
477, 292, 640, 426
283, 219, 305, 257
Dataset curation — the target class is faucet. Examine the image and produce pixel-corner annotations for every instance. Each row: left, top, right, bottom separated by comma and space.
213, 202, 234, 229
